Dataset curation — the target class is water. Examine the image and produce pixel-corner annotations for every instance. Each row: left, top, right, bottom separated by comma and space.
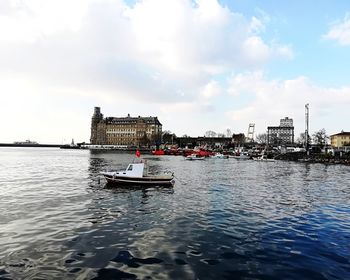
0, 147, 349, 280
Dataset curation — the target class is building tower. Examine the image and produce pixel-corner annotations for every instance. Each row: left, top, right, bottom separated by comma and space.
305, 104, 309, 152
246, 123, 255, 142
280, 117, 293, 127
267, 117, 294, 145
90, 107, 103, 144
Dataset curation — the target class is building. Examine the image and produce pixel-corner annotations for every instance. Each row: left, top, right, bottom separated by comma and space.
90, 107, 162, 146
280, 117, 293, 127
173, 134, 244, 149
267, 117, 294, 145
330, 131, 350, 148
175, 136, 231, 149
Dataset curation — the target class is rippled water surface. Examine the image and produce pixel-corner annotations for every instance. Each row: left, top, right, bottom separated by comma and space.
0, 147, 350, 279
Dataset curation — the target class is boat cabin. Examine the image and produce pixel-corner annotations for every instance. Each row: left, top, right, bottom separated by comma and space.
114, 163, 146, 178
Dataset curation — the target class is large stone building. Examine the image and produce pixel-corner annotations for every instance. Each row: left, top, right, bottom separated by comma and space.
330, 131, 350, 148
90, 107, 162, 146
267, 117, 294, 145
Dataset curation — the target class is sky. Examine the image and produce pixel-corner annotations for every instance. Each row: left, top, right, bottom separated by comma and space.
1, 0, 350, 144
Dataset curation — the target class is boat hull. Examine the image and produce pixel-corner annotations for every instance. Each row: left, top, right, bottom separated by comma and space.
103, 175, 174, 186
253, 157, 275, 162
229, 155, 250, 160
185, 157, 205, 160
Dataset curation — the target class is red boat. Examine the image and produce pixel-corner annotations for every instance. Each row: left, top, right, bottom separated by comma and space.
152, 150, 165, 155
183, 149, 214, 157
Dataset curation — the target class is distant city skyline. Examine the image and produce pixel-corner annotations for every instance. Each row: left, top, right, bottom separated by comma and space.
1, 0, 350, 143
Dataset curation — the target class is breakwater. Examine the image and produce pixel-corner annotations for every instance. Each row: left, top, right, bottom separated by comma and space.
275, 151, 350, 165
0, 143, 61, 148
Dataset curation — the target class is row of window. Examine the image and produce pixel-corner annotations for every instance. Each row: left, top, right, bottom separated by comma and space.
268, 130, 293, 133
107, 134, 151, 138
106, 129, 154, 134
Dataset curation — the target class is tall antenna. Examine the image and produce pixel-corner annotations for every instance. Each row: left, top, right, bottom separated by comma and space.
305, 104, 309, 152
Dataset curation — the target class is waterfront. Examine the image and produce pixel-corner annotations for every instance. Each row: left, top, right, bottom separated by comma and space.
0, 148, 349, 279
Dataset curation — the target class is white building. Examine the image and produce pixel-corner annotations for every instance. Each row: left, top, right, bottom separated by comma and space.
267, 117, 294, 145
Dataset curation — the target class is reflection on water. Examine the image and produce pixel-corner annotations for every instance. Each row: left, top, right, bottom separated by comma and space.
0, 147, 349, 279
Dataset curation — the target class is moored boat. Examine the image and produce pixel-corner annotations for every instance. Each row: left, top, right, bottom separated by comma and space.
210, 153, 229, 159
185, 154, 205, 160
152, 149, 165, 155
229, 152, 250, 160
253, 155, 275, 162
100, 161, 175, 186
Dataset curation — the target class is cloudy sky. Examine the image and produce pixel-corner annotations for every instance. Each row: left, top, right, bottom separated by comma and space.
1, 0, 350, 144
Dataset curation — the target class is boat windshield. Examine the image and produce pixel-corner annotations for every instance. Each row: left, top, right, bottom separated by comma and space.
127, 165, 133, 171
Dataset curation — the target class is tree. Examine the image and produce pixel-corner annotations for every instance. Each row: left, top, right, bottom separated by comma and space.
162, 131, 176, 144
205, 130, 217, 137
140, 132, 150, 147
312, 128, 329, 149
232, 133, 245, 145
268, 134, 282, 145
255, 133, 267, 144
296, 132, 306, 145
225, 128, 232, 137
296, 132, 311, 147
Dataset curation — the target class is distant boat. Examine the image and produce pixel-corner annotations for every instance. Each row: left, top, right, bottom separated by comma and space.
229, 152, 250, 160
210, 153, 229, 159
100, 161, 174, 186
13, 140, 39, 146
185, 154, 205, 160
253, 155, 275, 162
152, 150, 165, 155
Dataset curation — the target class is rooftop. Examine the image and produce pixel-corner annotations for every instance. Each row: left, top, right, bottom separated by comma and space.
331, 131, 350, 137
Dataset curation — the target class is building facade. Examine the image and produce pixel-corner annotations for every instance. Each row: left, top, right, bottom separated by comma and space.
279, 117, 293, 127
267, 117, 294, 145
330, 131, 350, 148
90, 107, 162, 146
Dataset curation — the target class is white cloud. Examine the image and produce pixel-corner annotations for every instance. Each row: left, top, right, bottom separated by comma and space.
226, 72, 350, 136
0, 0, 91, 43
324, 13, 350, 46
249, 16, 265, 34
200, 80, 222, 99
0, 0, 292, 91
0, 0, 295, 142
275, 45, 294, 59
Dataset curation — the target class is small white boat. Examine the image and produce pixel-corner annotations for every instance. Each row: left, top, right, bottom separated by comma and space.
229, 152, 250, 160
210, 153, 229, 159
100, 161, 174, 186
185, 154, 205, 160
253, 155, 275, 162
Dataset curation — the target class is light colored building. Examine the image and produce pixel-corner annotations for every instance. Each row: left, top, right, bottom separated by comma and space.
280, 117, 293, 127
90, 107, 162, 146
267, 117, 294, 145
330, 131, 350, 148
